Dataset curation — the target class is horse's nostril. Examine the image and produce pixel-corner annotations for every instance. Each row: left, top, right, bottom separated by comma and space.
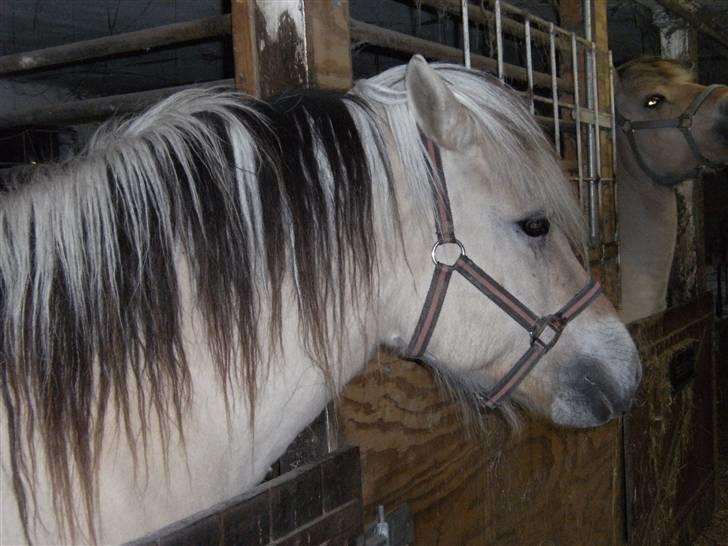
552, 357, 637, 426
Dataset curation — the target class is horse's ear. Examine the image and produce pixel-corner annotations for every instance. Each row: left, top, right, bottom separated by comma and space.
406, 55, 476, 150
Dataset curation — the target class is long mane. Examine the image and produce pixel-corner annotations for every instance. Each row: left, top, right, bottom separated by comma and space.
0, 63, 584, 543
0, 87, 392, 542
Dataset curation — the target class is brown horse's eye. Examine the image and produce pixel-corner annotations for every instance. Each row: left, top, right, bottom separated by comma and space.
518, 217, 550, 237
644, 94, 665, 108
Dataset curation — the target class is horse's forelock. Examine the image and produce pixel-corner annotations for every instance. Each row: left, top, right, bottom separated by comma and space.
618, 56, 696, 88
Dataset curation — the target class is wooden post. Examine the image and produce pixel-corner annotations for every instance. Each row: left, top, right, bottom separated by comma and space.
304, 0, 353, 91
231, 0, 259, 96
231, 0, 352, 97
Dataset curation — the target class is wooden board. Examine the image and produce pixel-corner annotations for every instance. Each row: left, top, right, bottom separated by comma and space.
625, 294, 717, 546
338, 355, 623, 545
128, 447, 363, 546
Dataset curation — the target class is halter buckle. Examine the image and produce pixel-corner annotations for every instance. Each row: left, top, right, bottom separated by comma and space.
529, 315, 564, 351
678, 113, 693, 129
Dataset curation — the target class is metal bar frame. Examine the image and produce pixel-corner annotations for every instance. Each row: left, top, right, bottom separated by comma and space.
549, 22, 560, 157
390, 0, 618, 254
0, 0, 616, 264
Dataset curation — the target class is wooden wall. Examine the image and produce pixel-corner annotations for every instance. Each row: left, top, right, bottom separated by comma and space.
338, 356, 624, 545
625, 295, 717, 546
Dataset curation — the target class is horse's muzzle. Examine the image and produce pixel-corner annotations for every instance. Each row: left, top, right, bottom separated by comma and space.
550, 357, 640, 427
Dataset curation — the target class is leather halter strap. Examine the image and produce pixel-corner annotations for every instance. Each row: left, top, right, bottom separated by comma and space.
616, 84, 727, 186
406, 136, 603, 409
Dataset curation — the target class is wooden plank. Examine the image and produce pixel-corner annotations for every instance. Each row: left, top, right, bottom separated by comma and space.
274, 501, 362, 546
304, 0, 352, 91
625, 294, 717, 546
231, 0, 259, 95
232, 2, 308, 98
0, 80, 233, 129
127, 447, 362, 546
0, 15, 231, 76
338, 354, 623, 545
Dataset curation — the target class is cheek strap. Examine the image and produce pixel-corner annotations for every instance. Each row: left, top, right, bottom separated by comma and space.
406, 134, 602, 408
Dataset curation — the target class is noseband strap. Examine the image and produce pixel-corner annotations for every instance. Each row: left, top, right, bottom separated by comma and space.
616, 84, 727, 186
406, 136, 602, 409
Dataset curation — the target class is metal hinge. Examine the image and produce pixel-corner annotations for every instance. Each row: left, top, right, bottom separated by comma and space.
359, 504, 415, 546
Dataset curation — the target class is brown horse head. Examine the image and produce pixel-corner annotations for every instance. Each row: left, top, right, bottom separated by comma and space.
615, 56, 728, 186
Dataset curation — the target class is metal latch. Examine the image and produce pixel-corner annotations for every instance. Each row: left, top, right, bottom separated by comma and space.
360, 504, 415, 546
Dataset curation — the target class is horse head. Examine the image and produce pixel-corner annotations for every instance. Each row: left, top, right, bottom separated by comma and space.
615, 57, 728, 322
367, 57, 641, 427
615, 56, 728, 186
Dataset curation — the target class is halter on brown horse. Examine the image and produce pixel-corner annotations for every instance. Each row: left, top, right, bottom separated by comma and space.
615, 57, 728, 322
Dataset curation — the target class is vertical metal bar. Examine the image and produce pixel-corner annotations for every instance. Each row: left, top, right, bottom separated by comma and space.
584, 0, 593, 41
462, 0, 471, 68
590, 42, 602, 246
609, 51, 618, 245
583, 0, 599, 245
571, 33, 585, 213
524, 17, 535, 114
549, 22, 560, 157
495, 0, 504, 81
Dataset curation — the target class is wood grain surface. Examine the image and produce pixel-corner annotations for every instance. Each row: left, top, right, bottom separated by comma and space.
338, 353, 623, 545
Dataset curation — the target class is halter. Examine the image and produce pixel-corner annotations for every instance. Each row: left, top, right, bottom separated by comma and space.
616, 84, 727, 187
406, 136, 602, 409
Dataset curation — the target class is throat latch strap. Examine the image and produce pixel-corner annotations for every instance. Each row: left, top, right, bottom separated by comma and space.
406, 135, 602, 409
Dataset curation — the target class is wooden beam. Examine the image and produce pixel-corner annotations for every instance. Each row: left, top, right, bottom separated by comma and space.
231, 1, 259, 95
0, 80, 233, 129
652, 0, 728, 55
0, 15, 231, 77
304, 0, 352, 91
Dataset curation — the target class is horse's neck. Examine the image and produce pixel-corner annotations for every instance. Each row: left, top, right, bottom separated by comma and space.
2, 268, 382, 545
617, 143, 678, 323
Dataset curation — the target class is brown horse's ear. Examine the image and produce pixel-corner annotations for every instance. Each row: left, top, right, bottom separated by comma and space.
405, 55, 476, 150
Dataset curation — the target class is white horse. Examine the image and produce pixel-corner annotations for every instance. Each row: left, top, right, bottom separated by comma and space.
615, 57, 728, 322
0, 56, 641, 545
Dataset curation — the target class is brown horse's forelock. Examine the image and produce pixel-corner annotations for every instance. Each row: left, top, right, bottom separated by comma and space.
618, 56, 696, 88
0, 88, 391, 543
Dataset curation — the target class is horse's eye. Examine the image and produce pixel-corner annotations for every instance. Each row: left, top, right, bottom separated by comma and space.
518, 217, 550, 238
644, 94, 665, 108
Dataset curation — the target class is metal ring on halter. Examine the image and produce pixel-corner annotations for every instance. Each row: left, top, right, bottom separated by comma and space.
431, 239, 466, 267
